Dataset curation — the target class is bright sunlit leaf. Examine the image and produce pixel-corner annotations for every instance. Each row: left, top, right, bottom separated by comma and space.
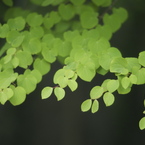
41, 87, 53, 99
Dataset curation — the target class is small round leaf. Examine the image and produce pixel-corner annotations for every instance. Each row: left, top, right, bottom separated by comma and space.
81, 99, 92, 112
121, 77, 130, 89
9, 86, 26, 106
107, 80, 119, 93
41, 87, 53, 99
54, 87, 65, 101
139, 117, 145, 130
91, 100, 99, 113
90, 86, 104, 99
103, 92, 115, 107
68, 80, 78, 91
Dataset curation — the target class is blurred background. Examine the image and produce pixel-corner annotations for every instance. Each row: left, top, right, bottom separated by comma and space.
0, 0, 145, 144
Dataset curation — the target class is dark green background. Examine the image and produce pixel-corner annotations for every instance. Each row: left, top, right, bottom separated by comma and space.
0, 0, 145, 144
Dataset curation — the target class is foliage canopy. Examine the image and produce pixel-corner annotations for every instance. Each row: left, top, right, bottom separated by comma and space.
0, 0, 145, 130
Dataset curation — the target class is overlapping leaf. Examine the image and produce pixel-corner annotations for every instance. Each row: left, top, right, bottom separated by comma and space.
33, 58, 51, 75
9, 86, 26, 105
0, 69, 18, 89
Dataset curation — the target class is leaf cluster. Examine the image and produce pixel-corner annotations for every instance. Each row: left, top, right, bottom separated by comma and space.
0, 0, 145, 130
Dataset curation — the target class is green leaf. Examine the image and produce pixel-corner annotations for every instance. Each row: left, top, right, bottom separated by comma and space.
103, 13, 121, 33
42, 34, 55, 48
33, 58, 51, 75
113, 7, 128, 23
42, 43, 56, 63
72, 49, 88, 61
0, 59, 12, 70
53, 69, 65, 84
41, 0, 53, 6
99, 54, 110, 70
12, 57, 19, 68
54, 39, 72, 57
129, 74, 137, 84
4, 54, 12, 64
126, 57, 141, 72
43, 17, 54, 29
91, 0, 106, 6
57, 76, 68, 88
64, 69, 75, 78
6, 47, 16, 55
97, 25, 112, 40
138, 51, 145, 67
55, 21, 70, 34
6, 30, 25, 47
107, 79, 119, 93
9, 86, 26, 106
4, 87, 13, 98
4, 8, 29, 22
26, 12, 43, 27
90, 86, 104, 99
82, 28, 100, 40
121, 77, 130, 89
70, 0, 85, 5
80, 11, 98, 29
0, 69, 18, 89
71, 73, 78, 81
0, 91, 7, 105
43, 11, 61, 30
81, 99, 92, 112
68, 80, 78, 91
30, 26, 44, 39
101, 0, 112, 8
15, 50, 33, 68
7, 17, 25, 31
17, 73, 37, 94
50, 11, 61, 24
76, 63, 96, 82
117, 84, 131, 94
88, 37, 110, 55
139, 117, 145, 130
101, 79, 111, 92
133, 68, 145, 85
64, 59, 77, 70
90, 54, 100, 69
132, 66, 140, 74
0, 24, 9, 38
63, 30, 80, 42
2, 0, 13, 6
22, 38, 41, 54
96, 67, 108, 75
75, 4, 94, 15
0, 88, 13, 105
31, 69, 42, 83
103, 92, 115, 107
110, 57, 129, 75
58, 4, 75, 20
41, 87, 53, 99
99, 47, 121, 70
54, 87, 65, 101
91, 100, 99, 113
